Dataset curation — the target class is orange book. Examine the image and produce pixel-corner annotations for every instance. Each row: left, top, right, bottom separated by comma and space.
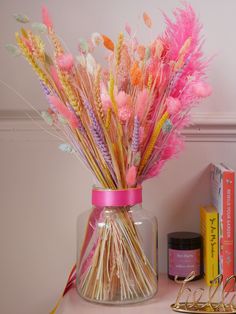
211, 163, 234, 291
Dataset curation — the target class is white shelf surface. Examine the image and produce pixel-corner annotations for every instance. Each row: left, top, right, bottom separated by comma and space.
57, 274, 206, 314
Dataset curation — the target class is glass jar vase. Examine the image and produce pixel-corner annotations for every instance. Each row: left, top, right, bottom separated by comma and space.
76, 186, 158, 305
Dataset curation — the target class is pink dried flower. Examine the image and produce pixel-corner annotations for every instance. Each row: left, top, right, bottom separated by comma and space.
125, 23, 132, 36
143, 12, 152, 28
139, 126, 145, 144
137, 45, 146, 60
42, 5, 53, 30
57, 53, 74, 72
50, 66, 62, 90
116, 91, 129, 108
131, 37, 138, 51
100, 83, 112, 112
136, 89, 148, 120
126, 165, 137, 187
48, 95, 78, 129
118, 106, 131, 122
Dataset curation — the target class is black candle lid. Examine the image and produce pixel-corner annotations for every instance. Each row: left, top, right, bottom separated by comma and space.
168, 232, 202, 248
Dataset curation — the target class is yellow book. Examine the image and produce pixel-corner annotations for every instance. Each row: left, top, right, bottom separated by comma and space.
200, 205, 219, 286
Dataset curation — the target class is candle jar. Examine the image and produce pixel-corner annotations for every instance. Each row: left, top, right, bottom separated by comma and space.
167, 232, 203, 280
76, 186, 158, 305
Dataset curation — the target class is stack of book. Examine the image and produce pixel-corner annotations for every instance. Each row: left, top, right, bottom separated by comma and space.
200, 163, 234, 290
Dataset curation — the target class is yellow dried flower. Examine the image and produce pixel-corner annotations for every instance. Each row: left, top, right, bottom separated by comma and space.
105, 108, 111, 130
147, 74, 152, 92
49, 29, 64, 57
116, 32, 124, 68
57, 68, 81, 116
109, 74, 118, 115
94, 68, 105, 122
15, 32, 50, 86
139, 111, 169, 173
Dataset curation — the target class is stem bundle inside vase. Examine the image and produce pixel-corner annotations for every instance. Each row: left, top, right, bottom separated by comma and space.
9, 2, 212, 309
78, 207, 157, 303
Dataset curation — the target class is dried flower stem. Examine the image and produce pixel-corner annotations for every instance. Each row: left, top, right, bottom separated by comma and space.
78, 208, 157, 302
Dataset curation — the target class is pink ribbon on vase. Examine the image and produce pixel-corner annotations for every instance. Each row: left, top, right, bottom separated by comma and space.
92, 186, 142, 207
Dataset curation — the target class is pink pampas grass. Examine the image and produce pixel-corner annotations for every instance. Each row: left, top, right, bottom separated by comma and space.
192, 81, 212, 98
166, 96, 182, 114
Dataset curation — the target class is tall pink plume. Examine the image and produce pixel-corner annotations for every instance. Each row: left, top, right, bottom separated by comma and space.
172, 114, 191, 130
192, 81, 212, 98
146, 134, 184, 180
162, 3, 209, 99
161, 134, 184, 161
162, 3, 201, 61
42, 5, 53, 30
48, 95, 78, 128
136, 89, 148, 120
147, 160, 165, 179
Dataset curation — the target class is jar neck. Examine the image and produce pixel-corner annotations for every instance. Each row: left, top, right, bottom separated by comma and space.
92, 186, 142, 207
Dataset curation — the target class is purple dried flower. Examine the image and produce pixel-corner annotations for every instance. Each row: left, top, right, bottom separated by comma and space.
84, 100, 103, 138
131, 115, 139, 152
40, 80, 51, 96
91, 127, 111, 165
83, 100, 114, 167
40, 80, 57, 112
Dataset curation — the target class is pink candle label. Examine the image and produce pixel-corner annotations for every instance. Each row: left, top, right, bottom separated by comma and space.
169, 249, 200, 277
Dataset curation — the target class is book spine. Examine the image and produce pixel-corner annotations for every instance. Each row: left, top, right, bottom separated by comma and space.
200, 208, 206, 282
200, 207, 219, 286
208, 211, 219, 285
222, 171, 235, 291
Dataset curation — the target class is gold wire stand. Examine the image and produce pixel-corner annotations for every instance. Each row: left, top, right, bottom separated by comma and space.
171, 272, 236, 314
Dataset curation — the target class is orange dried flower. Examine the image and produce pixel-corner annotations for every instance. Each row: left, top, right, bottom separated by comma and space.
143, 12, 152, 28
137, 45, 145, 60
102, 35, 114, 51
130, 62, 142, 86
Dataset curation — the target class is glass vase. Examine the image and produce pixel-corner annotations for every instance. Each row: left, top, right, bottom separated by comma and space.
76, 186, 158, 305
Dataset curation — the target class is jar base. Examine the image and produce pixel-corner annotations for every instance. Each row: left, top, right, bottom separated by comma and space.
168, 274, 203, 281
76, 284, 158, 306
